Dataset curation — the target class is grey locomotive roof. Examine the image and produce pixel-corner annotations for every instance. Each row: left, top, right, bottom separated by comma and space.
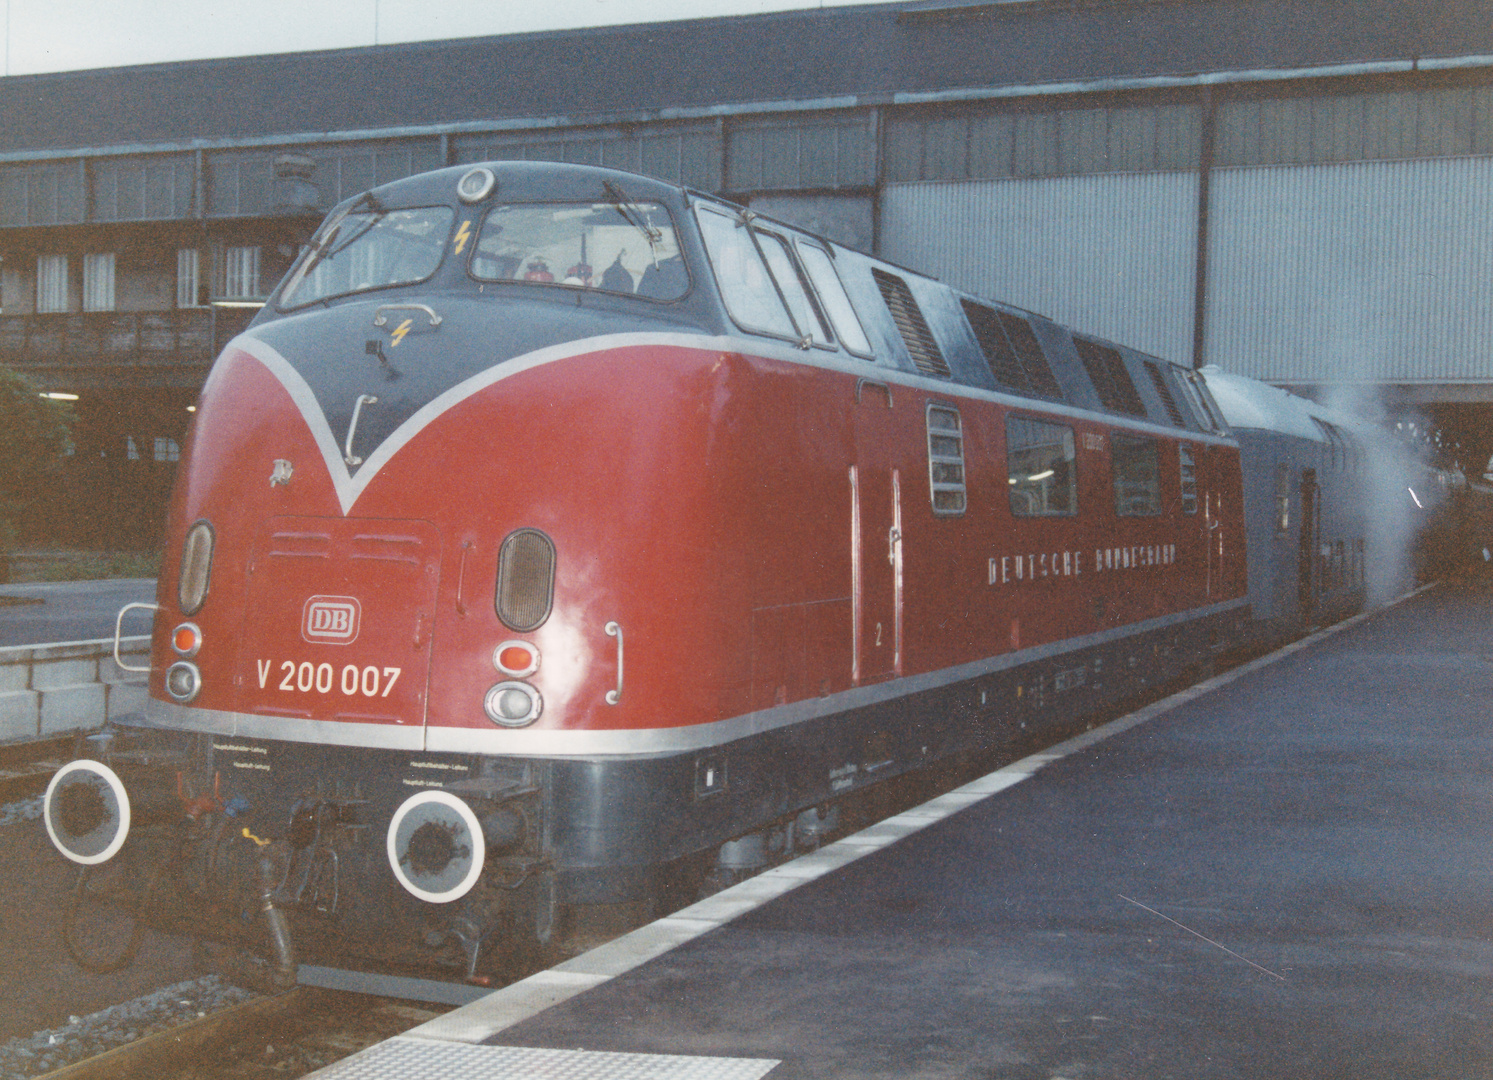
4, 0, 1493, 156
1201, 367, 1377, 442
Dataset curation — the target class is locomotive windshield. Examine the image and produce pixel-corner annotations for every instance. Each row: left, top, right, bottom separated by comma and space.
279, 204, 456, 309
470, 202, 687, 300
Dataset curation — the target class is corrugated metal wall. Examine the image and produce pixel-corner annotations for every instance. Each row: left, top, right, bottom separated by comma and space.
1206, 156, 1493, 383
1217, 86, 1493, 167
885, 103, 1201, 181
879, 172, 1199, 365
727, 113, 874, 192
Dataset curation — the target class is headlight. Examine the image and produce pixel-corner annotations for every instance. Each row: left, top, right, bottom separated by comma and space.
165, 661, 202, 703
495, 529, 555, 632
484, 681, 541, 727
178, 521, 214, 615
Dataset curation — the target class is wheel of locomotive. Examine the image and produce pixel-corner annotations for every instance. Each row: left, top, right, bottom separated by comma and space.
62, 858, 156, 974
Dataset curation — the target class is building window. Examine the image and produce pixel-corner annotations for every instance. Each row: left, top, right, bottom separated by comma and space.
36, 254, 68, 313
82, 253, 115, 312
153, 437, 181, 463
177, 249, 204, 308
224, 245, 261, 298
0, 266, 24, 313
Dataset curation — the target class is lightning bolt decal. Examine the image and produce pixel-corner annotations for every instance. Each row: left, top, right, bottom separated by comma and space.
454, 219, 473, 255
390, 318, 414, 347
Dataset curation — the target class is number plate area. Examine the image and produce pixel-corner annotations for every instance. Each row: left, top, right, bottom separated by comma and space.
235, 516, 442, 727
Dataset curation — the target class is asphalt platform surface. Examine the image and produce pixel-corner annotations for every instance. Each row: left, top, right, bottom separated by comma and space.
395, 582, 1493, 1080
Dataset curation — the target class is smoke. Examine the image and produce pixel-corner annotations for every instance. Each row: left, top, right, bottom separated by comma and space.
1319, 383, 1423, 607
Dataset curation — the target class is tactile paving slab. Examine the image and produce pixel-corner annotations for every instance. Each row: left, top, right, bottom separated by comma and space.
311, 1036, 779, 1080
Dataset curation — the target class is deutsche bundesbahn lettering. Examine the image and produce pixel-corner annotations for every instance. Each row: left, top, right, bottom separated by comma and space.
988, 544, 1178, 585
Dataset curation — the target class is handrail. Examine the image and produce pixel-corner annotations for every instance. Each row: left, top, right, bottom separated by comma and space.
373, 303, 442, 329
605, 622, 624, 705
114, 602, 159, 673
343, 394, 378, 466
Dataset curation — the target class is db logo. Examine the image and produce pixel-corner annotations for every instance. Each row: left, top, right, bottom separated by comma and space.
302, 596, 361, 644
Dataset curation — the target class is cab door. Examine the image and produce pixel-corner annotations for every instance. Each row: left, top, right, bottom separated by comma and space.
851, 379, 902, 685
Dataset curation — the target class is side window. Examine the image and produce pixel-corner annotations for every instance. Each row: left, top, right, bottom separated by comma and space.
1113, 435, 1162, 516
926, 404, 966, 515
1007, 415, 1076, 517
1314, 419, 1346, 472
1179, 443, 1199, 514
797, 242, 873, 357
755, 231, 831, 346
695, 207, 797, 338
697, 206, 860, 354
1180, 372, 1227, 433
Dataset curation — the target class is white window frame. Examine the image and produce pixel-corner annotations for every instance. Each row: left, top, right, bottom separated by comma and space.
224, 245, 261, 299
177, 249, 203, 308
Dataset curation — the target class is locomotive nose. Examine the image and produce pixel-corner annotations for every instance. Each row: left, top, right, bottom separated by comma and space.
44, 760, 132, 865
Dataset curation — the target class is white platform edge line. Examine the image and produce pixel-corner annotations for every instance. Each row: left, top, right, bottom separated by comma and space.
405, 585, 1433, 1046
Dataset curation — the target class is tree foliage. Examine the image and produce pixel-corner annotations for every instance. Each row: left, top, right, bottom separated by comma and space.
0, 366, 72, 551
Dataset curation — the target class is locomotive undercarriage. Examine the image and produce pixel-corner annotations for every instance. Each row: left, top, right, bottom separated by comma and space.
52, 730, 556, 988
50, 604, 1245, 992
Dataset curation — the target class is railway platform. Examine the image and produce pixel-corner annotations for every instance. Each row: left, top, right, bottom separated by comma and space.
312, 581, 1493, 1079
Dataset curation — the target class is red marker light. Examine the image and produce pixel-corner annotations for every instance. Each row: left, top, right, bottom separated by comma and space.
493, 641, 539, 677
171, 622, 202, 657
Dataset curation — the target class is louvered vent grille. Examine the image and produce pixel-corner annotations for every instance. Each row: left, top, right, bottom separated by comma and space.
496, 529, 556, 632
998, 311, 1064, 400
1143, 361, 1187, 426
962, 300, 1029, 392
1074, 338, 1147, 417
872, 268, 950, 378
926, 404, 967, 515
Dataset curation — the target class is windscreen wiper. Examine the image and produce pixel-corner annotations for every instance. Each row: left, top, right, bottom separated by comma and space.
602, 180, 663, 248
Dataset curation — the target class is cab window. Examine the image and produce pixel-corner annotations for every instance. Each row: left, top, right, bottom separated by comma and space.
279, 205, 454, 309
470, 201, 686, 300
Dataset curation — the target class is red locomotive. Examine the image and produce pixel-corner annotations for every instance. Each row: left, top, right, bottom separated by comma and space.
42, 161, 1385, 992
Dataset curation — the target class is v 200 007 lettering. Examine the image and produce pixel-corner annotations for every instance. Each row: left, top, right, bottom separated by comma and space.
42, 159, 1433, 993
255, 660, 402, 697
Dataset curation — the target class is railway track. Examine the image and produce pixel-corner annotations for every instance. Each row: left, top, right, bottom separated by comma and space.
31, 988, 445, 1080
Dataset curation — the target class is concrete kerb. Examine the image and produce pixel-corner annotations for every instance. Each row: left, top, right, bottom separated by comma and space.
0, 636, 150, 744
